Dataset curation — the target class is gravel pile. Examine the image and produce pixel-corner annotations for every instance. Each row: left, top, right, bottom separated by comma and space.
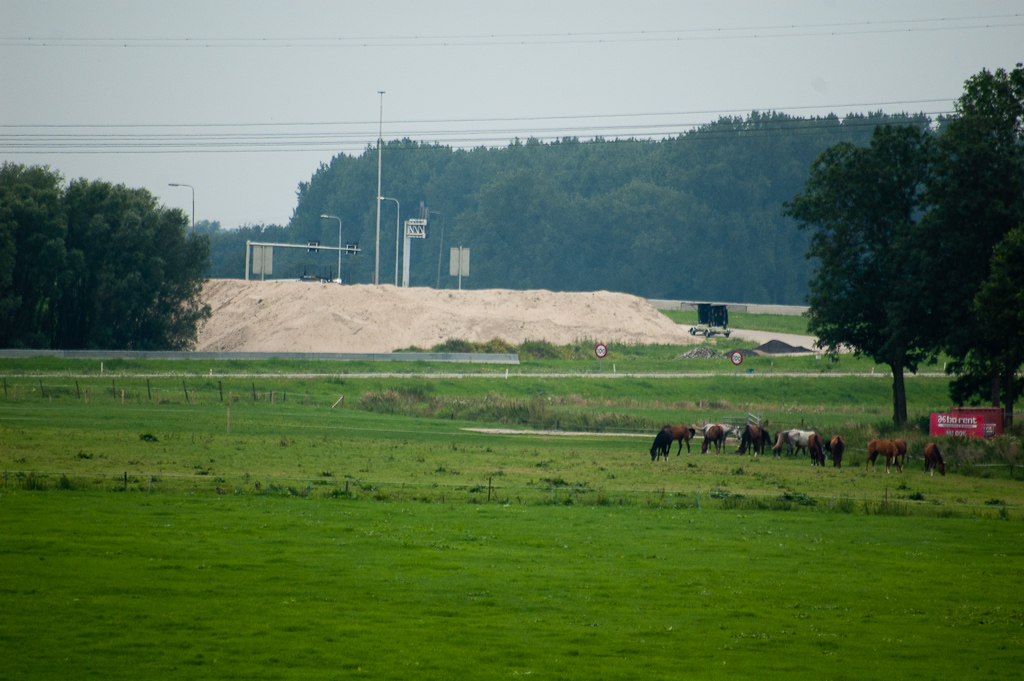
677, 347, 721, 359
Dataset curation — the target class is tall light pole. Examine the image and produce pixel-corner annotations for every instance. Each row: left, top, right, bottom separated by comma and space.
430, 210, 444, 288
168, 183, 194, 235
375, 91, 385, 285
320, 214, 342, 283
380, 197, 399, 285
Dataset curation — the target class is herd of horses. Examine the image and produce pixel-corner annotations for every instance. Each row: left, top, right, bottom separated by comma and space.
649, 423, 946, 476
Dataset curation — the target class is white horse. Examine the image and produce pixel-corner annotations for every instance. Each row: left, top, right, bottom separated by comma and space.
703, 423, 741, 440
773, 429, 822, 459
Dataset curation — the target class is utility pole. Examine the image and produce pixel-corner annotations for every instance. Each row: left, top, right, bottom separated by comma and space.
375, 91, 384, 285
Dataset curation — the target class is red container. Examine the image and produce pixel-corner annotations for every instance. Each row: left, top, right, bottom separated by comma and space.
950, 406, 1004, 437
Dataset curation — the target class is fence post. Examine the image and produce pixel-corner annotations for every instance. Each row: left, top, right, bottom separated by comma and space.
149, 475, 152, 493
252, 383, 257, 402
147, 379, 151, 400
697, 491, 701, 510
182, 380, 189, 405
123, 472, 128, 491
112, 378, 116, 398
488, 476, 492, 503
219, 381, 223, 402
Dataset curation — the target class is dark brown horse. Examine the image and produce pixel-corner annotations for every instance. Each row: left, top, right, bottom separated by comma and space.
866, 439, 900, 473
736, 424, 772, 456
825, 435, 845, 468
923, 442, 945, 476
666, 424, 697, 455
701, 425, 725, 454
650, 426, 673, 461
808, 432, 826, 466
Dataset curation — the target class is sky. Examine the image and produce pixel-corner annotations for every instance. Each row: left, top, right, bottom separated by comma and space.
2, 1, 1022, 230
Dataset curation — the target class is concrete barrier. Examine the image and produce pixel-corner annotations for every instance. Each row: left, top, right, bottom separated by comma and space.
0, 349, 520, 364
648, 299, 808, 316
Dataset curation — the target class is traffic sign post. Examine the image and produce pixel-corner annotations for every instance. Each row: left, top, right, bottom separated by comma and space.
595, 343, 608, 371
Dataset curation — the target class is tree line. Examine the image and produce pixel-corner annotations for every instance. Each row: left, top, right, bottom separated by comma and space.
204, 110, 931, 304
785, 64, 1024, 426
0, 165, 210, 350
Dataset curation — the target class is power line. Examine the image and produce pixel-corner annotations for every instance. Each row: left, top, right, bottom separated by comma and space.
0, 111, 948, 155
1, 14, 1020, 48
0, 98, 955, 131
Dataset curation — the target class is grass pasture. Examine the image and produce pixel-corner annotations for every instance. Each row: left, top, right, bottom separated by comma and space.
2, 494, 1022, 680
2, 354, 1023, 679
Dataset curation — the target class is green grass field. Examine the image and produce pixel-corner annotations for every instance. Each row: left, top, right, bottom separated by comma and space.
2, 352, 1022, 679
3, 493, 1022, 679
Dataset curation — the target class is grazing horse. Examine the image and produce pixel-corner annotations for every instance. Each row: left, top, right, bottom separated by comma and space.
771, 430, 792, 457
774, 429, 820, 458
666, 424, 697, 455
866, 439, 901, 473
825, 435, 845, 468
736, 424, 772, 456
807, 432, 826, 466
892, 439, 908, 473
701, 425, 726, 454
650, 426, 673, 461
923, 442, 946, 476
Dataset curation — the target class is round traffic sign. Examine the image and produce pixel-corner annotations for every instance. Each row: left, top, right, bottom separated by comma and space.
595, 343, 608, 359
730, 350, 744, 366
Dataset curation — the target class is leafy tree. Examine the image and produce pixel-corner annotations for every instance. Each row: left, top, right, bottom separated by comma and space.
783, 125, 934, 424
922, 64, 1024, 414
949, 225, 1024, 426
0, 163, 66, 348
57, 179, 211, 350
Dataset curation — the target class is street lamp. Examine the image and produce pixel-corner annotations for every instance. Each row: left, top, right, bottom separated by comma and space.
430, 210, 444, 288
375, 90, 385, 285
380, 197, 399, 285
168, 183, 194, 235
320, 214, 343, 283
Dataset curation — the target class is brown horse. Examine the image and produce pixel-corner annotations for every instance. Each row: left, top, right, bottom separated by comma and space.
923, 442, 945, 476
701, 425, 725, 454
808, 432, 826, 466
892, 439, 908, 473
666, 424, 697, 455
866, 439, 900, 473
825, 435, 845, 468
736, 424, 772, 456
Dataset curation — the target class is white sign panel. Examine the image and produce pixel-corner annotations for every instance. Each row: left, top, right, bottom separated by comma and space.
449, 247, 469, 277
252, 245, 273, 275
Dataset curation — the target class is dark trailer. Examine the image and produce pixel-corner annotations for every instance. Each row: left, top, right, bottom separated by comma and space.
688, 303, 731, 337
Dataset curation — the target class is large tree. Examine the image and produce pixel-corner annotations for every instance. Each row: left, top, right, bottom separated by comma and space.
783, 125, 934, 425
57, 179, 211, 350
949, 225, 1024, 427
922, 64, 1024, 416
0, 163, 67, 348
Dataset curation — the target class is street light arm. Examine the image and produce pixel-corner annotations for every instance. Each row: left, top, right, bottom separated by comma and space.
168, 183, 195, 235
380, 197, 400, 286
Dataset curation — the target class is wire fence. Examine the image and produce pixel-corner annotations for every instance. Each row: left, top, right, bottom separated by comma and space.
2, 468, 1019, 520
0, 376, 350, 408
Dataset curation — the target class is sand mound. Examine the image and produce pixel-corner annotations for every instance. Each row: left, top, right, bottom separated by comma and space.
195, 279, 701, 353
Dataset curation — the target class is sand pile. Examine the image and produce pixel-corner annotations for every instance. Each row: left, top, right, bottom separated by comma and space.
195, 279, 701, 354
